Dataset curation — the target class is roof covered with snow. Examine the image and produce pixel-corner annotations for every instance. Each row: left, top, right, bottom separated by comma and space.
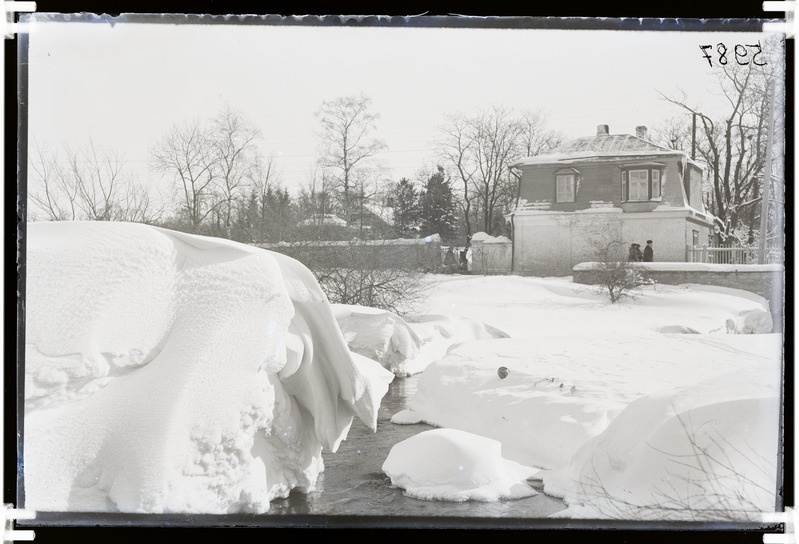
511, 134, 684, 168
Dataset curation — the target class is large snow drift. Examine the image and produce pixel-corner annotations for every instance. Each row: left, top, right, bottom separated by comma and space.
332, 304, 508, 377
382, 429, 538, 502
24, 221, 394, 513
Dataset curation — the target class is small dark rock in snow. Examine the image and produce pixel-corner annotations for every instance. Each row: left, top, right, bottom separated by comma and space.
497, 366, 510, 379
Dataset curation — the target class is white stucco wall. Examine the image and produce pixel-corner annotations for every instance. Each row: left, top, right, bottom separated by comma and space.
512, 210, 711, 275
470, 240, 513, 274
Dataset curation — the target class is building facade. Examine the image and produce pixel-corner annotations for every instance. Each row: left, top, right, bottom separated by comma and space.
507, 124, 715, 276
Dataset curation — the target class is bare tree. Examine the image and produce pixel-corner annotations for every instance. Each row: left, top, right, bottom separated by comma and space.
290, 239, 433, 316
658, 40, 783, 245
29, 141, 163, 224
298, 166, 338, 226
29, 143, 77, 221
151, 119, 218, 231
470, 106, 524, 234
316, 94, 387, 218
439, 107, 559, 239
210, 107, 261, 236
650, 117, 693, 151
438, 113, 479, 242
518, 110, 563, 157
66, 143, 124, 221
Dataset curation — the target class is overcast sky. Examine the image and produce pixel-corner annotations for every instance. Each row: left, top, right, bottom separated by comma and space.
26, 17, 776, 201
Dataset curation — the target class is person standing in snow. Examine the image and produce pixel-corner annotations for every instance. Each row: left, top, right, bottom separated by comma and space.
628, 243, 643, 262
643, 240, 654, 262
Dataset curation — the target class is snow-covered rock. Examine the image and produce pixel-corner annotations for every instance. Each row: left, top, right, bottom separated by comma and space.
24, 221, 394, 514
382, 428, 538, 502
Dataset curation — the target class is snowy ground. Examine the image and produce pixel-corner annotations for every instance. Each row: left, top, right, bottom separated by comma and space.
24, 224, 783, 521
389, 274, 782, 520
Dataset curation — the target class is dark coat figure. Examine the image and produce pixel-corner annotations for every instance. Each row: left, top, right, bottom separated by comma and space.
628, 243, 643, 262
643, 240, 654, 262
443, 247, 458, 273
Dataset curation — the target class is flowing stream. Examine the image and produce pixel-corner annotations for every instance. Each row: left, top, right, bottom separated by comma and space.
267, 374, 567, 519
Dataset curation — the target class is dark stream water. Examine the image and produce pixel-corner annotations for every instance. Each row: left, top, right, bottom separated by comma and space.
266, 375, 567, 519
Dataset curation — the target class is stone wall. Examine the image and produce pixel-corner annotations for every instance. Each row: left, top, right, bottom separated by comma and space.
573, 263, 785, 332
255, 236, 443, 271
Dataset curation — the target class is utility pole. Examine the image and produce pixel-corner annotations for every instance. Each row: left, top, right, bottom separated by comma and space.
691, 113, 696, 160
758, 78, 777, 264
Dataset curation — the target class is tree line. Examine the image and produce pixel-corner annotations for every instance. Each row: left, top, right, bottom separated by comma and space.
28, 50, 784, 250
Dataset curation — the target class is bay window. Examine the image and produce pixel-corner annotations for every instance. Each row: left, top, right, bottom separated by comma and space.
621, 166, 664, 202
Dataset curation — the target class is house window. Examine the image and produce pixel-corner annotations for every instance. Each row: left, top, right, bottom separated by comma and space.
692, 229, 699, 247
556, 174, 576, 203
621, 166, 664, 202
628, 170, 649, 201
652, 170, 661, 198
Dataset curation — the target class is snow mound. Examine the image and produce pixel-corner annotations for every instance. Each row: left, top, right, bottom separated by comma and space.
395, 334, 782, 472
470, 231, 511, 244
24, 221, 394, 513
544, 370, 779, 520
382, 429, 538, 502
332, 305, 422, 376
332, 305, 509, 377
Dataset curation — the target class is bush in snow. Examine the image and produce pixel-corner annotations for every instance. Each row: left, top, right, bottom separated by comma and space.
592, 240, 651, 303
288, 238, 433, 316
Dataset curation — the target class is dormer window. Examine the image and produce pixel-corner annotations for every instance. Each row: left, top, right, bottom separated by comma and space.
621, 165, 664, 202
555, 168, 579, 203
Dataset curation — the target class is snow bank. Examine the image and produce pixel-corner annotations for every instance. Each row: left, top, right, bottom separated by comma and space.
545, 369, 779, 520
382, 429, 538, 502
393, 334, 782, 472
332, 305, 508, 377
24, 221, 394, 513
419, 275, 772, 337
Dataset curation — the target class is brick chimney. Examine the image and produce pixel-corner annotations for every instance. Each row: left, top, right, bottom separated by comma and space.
596, 124, 609, 136
635, 126, 648, 140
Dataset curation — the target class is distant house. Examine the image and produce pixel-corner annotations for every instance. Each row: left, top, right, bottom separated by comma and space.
506, 124, 715, 276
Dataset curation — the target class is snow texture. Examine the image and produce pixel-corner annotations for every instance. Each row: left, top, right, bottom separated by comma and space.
394, 274, 782, 519
24, 221, 394, 514
382, 429, 538, 502
545, 367, 780, 520
332, 304, 509, 377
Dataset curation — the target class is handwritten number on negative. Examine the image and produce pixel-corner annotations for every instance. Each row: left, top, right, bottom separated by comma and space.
716, 43, 728, 65
700, 41, 767, 67
700, 45, 713, 66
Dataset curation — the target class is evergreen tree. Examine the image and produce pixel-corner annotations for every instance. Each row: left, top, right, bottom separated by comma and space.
391, 178, 421, 237
419, 165, 457, 241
